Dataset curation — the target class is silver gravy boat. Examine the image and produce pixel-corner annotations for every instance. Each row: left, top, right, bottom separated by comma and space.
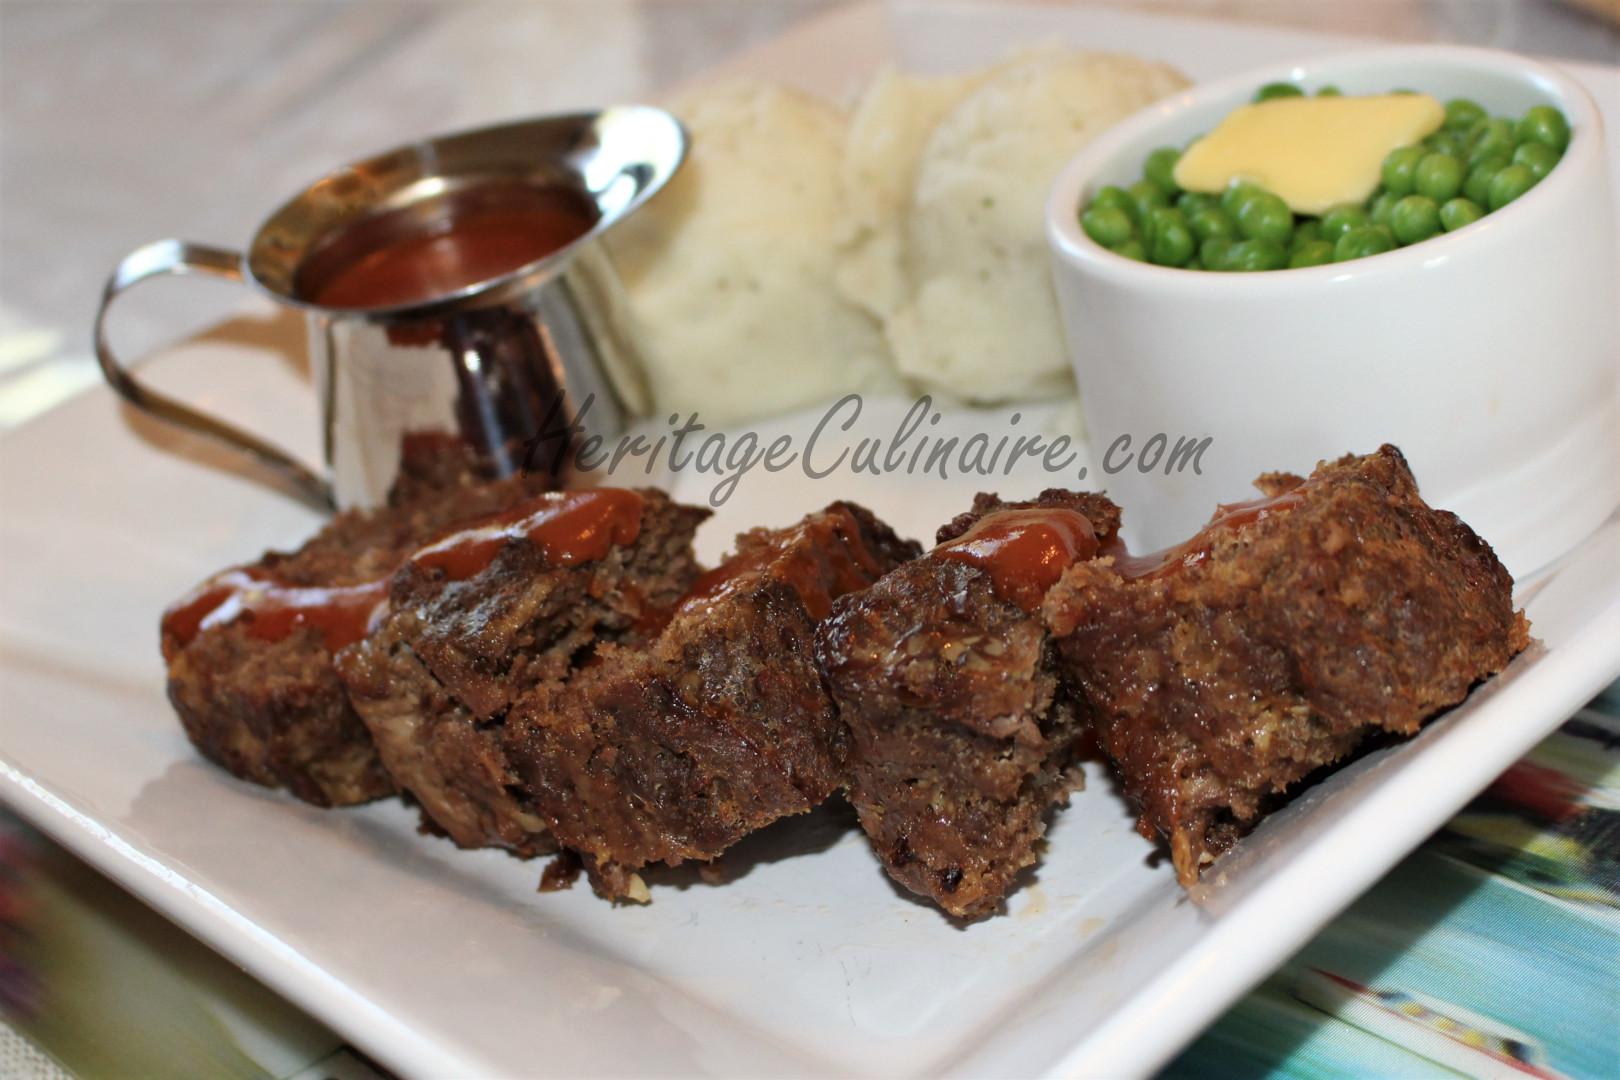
94, 107, 686, 510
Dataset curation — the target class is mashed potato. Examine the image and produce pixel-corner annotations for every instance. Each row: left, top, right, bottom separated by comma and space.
606, 81, 901, 426
867, 51, 1189, 403
835, 66, 992, 321
612, 55, 1188, 422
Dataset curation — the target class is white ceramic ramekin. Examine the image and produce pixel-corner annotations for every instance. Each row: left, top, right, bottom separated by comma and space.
1046, 46, 1618, 578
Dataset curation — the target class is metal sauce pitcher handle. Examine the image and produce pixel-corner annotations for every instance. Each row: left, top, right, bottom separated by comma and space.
94, 239, 334, 510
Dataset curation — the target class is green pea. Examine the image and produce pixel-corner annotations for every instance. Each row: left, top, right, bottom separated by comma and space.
1145, 147, 1183, 195
1255, 82, 1304, 102
1150, 224, 1195, 267
1235, 191, 1294, 244
1291, 219, 1323, 247
1369, 189, 1400, 227
1082, 204, 1135, 248
1200, 237, 1236, 271
1140, 204, 1170, 242
1444, 98, 1487, 132
1333, 225, 1395, 262
1187, 205, 1238, 243
1486, 163, 1536, 210
1220, 181, 1265, 216
1288, 239, 1336, 268
1381, 145, 1426, 195
1320, 204, 1369, 243
1176, 191, 1216, 215
1516, 105, 1571, 153
1463, 156, 1510, 206
1112, 238, 1147, 262
1439, 197, 1484, 232
1145, 208, 1195, 266
1226, 238, 1288, 271
1423, 131, 1465, 158
1091, 185, 1135, 219
1414, 153, 1464, 202
1128, 179, 1170, 223
1183, 257, 1203, 271
1468, 118, 1515, 165
1512, 140, 1561, 182
1315, 85, 1342, 97
1389, 195, 1441, 245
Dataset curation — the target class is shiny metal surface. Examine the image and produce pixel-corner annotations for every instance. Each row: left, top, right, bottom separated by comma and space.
93, 238, 337, 509
93, 106, 684, 509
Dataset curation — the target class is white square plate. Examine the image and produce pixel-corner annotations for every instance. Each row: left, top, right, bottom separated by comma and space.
4, 5, 1619, 1077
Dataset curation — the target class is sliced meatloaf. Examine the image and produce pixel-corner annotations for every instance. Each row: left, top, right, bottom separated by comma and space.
816, 490, 1120, 918
334, 488, 710, 855
1044, 445, 1530, 885
505, 502, 920, 901
161, 450, 548, 807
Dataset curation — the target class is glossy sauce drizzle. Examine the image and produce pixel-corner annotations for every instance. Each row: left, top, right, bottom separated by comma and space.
934, 507, 1102, 612
161, 570, 388, 661
1106, 483, 1306, 580
410, 489, 644, 581
676, 505, 885, 623
162, 489, 643, 658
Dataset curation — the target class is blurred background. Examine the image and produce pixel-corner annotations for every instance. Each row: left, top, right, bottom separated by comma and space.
2, 0, 1618, 431
1, 3, 1617, 1077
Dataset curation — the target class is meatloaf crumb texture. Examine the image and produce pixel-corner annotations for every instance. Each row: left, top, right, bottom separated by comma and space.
162, 450, 550, 807
504, 502, 920, 900
1044, 445, 1529, 884
817, 490, 1121, 918
163, 439, 1532, 912
335, 489, 710, 856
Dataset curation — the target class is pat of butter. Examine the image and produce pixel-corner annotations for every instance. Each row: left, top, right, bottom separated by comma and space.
1173, 94, 1445, 215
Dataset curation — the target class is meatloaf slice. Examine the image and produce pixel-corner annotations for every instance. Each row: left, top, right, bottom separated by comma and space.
816, 490, 1121, 919
504, 502, 920, 901
160, 450, 549, 807
1044, 445, 1530, 886
334, 488, 710, 857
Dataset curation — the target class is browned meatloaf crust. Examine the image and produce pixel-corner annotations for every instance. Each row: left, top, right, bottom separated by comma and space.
161, 454, 550, 807
504, 502, 920, 901
335, 489, 710, 857
1044, 445, 1530, 886
816, 490, 1121, 919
